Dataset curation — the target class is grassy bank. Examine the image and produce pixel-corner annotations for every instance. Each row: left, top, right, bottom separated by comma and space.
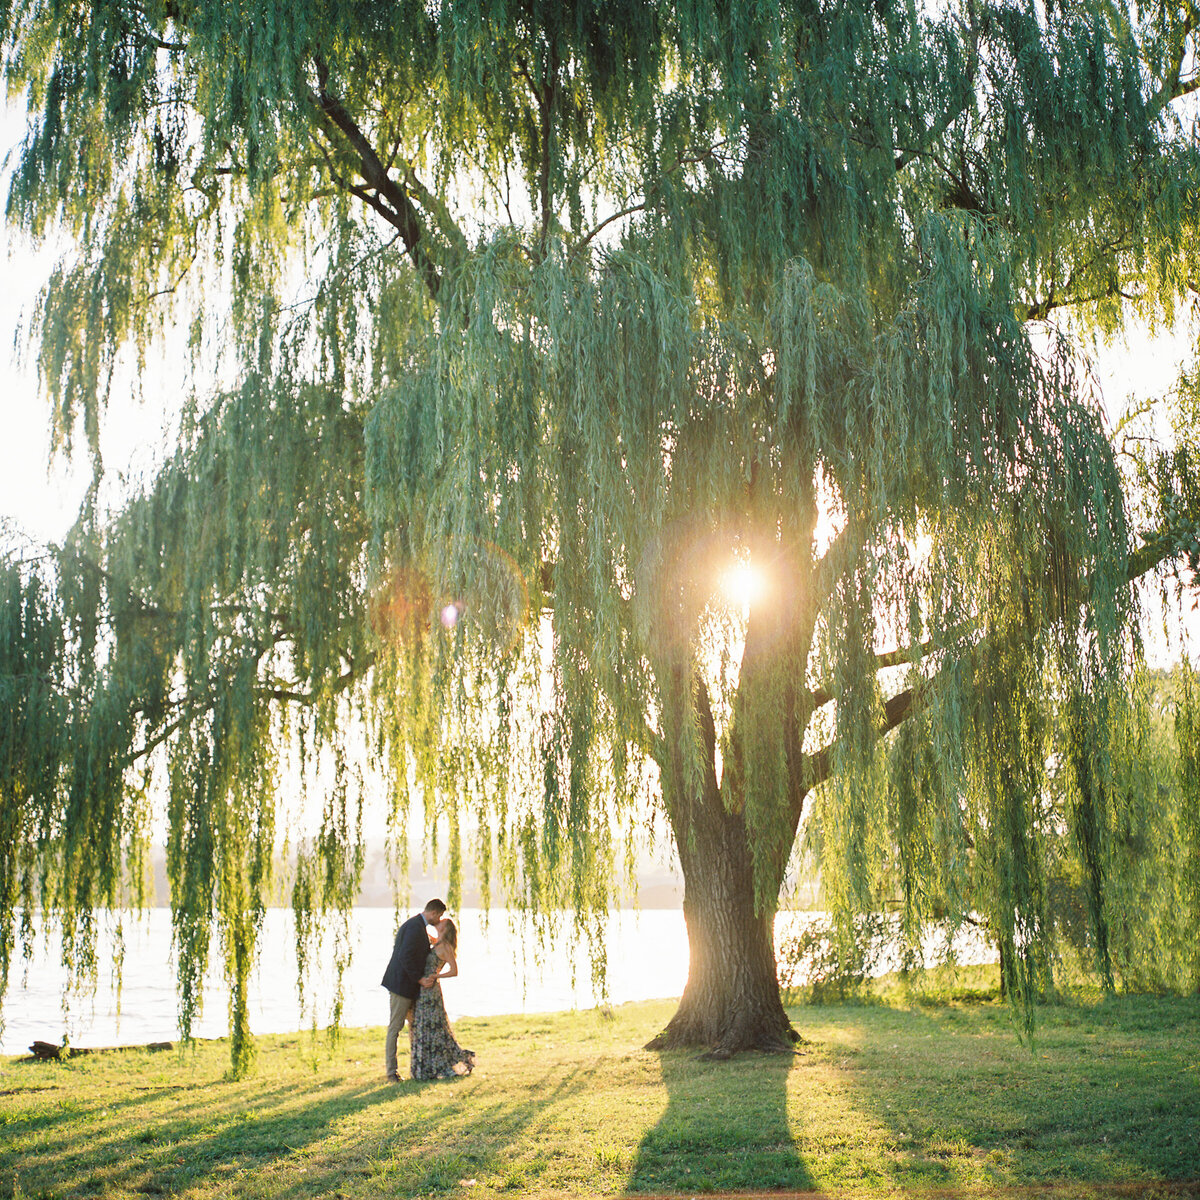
2, 970, 1197, 1199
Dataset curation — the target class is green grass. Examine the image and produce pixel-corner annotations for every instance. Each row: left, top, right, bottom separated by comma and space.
1, 968, 1198, 1199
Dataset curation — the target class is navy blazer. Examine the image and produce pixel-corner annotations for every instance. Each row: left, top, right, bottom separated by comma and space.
381, 912, 432, 999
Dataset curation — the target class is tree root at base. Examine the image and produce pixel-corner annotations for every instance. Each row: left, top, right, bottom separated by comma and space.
645, 1015, 803, 1058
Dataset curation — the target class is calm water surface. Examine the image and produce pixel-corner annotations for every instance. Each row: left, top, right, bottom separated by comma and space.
0, 908, 995, 1056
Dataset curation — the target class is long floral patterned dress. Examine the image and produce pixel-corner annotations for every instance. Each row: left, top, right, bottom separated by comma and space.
410, 948, 475, 1080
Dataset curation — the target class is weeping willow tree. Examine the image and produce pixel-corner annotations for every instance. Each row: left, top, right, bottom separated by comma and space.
3, 0, 1200, 1071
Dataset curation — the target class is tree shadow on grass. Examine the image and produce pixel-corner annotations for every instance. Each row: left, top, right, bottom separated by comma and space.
1, 1069, 401, 1194
626, 1048, 814, 1194
0, 1045, 600, 1200
803, 992, 1200, 1192
311, 1064, 603, 1198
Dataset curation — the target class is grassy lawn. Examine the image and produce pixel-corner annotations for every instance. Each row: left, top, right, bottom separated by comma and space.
2, 970, 1198, 1199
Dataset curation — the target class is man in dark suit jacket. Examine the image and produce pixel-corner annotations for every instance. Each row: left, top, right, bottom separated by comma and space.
382, 899, 446, 1081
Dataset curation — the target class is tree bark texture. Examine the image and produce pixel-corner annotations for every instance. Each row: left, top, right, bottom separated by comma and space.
647, 785, 799, 1057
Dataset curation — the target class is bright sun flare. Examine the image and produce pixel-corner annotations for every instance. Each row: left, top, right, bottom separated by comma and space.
722, 562, 767, 610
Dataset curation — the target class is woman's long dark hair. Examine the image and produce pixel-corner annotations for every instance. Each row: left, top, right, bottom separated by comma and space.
440, 918, 458, 949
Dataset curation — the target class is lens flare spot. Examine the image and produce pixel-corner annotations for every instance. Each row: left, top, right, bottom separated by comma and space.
440, 602, 461, 630
722, 562, 766, 610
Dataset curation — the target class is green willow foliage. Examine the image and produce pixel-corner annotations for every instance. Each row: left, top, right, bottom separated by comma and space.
1039, 665, 1200, 996
2, 0, 1200, 1066
1174, 666, 1200, 991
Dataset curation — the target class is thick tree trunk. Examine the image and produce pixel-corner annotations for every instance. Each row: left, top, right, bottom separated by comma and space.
647, 790, 799, 1057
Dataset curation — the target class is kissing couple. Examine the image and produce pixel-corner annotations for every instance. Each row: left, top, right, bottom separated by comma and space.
382, 899, 476, 1082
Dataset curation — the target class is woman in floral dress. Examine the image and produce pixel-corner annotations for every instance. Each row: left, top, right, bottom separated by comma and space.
410, 917, 475, 1080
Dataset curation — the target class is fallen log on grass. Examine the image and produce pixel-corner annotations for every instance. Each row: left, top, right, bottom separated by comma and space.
30, 1039, 173, 1060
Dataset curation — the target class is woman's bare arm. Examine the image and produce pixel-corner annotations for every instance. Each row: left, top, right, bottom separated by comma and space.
420, 945, 458, 985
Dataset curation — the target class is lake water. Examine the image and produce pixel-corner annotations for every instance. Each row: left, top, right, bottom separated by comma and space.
0, 908, 996, 1057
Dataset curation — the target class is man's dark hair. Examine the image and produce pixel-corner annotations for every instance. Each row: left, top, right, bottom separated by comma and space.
423, 898, 447, 915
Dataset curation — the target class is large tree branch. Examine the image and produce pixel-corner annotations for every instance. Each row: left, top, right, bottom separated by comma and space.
116, 693, 211, 771
893, 5, 980, 173
1151, 3, 1200, 113
800, 517, 1200, 795
694, 671, 720, 791
803, 688, 915, 793
805, 634, 951, 712
55, 542, 301, 640
513, 50, 559, 258
1126, 521, 1200, 583
115, 646, 376, 772
1018, 238, 1138, 321
395, 158, 470, 259
570, 140, 732, 260
311, 55, 443, 301
258, 654, 375, 706
809, 518, 854, 613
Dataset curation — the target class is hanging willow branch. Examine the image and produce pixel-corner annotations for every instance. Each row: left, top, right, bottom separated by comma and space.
3, 0, 1200, 1066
